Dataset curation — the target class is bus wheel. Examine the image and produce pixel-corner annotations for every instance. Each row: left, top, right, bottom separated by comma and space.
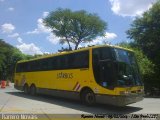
82, 90, 95, 106
24, 84, 29, 94
30, 85, 37, 96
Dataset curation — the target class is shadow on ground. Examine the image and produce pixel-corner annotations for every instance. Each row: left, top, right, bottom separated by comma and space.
6, 91, 142, 114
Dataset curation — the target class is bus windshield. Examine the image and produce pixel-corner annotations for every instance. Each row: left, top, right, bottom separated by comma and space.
113, 48, 142, 87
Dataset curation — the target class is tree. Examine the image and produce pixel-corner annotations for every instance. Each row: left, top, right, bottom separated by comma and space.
127, 1, 160, 65
0, 39, 25, 81
0, 39, 46, 81
127, 1, 160, 89
44, 8, 107, 50
127, 1, 160, 63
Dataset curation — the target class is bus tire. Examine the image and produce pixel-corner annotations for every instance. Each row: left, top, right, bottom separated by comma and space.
30, 85, 37, 96
81, 89, 95, 106
24, 84, 29, 94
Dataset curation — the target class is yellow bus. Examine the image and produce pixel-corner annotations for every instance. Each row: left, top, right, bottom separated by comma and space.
14, 45, 144, 106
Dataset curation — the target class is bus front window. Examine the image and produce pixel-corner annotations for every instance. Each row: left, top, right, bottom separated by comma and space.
113, 48, 142, 87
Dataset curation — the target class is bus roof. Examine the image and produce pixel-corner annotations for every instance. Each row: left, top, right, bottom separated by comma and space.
17, 44, 133, 63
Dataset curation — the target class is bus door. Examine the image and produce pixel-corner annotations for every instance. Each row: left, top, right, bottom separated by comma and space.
92, 47, 115, 89
99, 60, 114, 88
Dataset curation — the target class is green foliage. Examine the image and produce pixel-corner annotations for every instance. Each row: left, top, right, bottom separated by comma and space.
127, 2, 160, 67
127, 1, 160, 90
0, 39, 46, 81
44, 8, 107, 50
0, 39, 25, 81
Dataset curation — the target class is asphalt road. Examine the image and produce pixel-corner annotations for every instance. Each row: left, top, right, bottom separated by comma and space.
0, 84, 160, 115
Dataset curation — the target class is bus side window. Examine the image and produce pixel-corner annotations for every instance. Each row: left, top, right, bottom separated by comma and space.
80, 51, 89, 68
16, 63, 22, 73
69, 51, 89, 69
72, 53, 81, 68
56, 57, 61, 70
42, 59, 48, 71
29, 61, 33, 71
68, 53, 75, 69
60, 55, 69, 69
31, 61, 35, 71
23, 63, 27, 72
47, 57, 53, 70
68, 54, 73, 69
44, 58, 52, 71
35, 61, 40, 71
39, 60, 44, 71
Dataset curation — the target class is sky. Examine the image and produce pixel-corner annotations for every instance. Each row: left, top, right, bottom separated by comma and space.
0, 0, 157, 55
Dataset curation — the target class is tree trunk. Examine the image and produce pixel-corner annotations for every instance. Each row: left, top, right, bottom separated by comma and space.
74, 44, 79, 50
74, 39, 81, 50
65, 37, 72, 50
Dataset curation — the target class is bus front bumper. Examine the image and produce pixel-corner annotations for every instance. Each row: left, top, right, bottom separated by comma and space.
95, 93, 144, 106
